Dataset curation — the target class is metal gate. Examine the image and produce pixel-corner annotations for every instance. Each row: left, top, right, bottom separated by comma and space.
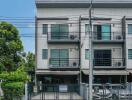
28, 83, 82, 100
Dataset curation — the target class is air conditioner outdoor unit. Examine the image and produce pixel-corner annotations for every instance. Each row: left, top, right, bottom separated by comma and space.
113, 61, 122, 67
70, 35, 75, 40
72, 62, 78, 67
116, 35, 122, 40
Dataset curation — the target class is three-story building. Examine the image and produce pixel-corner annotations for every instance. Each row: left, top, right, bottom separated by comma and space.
35, 0, 132, 85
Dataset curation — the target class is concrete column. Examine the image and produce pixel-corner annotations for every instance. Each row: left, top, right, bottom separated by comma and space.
25, 83, 28, 100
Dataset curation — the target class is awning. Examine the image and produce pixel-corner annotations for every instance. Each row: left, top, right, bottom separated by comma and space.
36, 70, 79, 75
82, 70, 129, 75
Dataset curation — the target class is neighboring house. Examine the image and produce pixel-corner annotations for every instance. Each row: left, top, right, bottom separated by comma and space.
35, 0, 132, 85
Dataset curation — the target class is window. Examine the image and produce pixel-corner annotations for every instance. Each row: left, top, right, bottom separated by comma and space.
43, 24, 48, 34
85, 24, 90, 35
94, 24, 111, 40
128, 49, 132, 59
94, 50, 111, 66
85, 49, 90, 60
50, 49, 69, 67
42, 49, 48, 59
128, 24, 132, 34
51, 24, 69, 39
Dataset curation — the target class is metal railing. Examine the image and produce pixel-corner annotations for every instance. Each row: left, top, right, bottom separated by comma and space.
93, 32, 124, 41
93, 58, 125, 68
49, 58, 80, 68
47, 33, 80, 41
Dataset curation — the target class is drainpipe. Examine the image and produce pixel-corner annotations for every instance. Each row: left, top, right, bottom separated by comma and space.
79, 16, 82, 84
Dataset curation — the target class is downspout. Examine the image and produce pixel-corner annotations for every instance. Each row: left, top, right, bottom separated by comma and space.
79, 16, 82, 84
35, 16, 38, 86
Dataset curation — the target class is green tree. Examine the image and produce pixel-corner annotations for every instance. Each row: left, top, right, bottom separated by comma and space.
25, 52, 35, 82
25, 52, 35, 72
0, 21, 23, 72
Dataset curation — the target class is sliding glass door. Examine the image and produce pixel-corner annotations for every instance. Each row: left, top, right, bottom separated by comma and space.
102, 25, 111, 40
94, 25, 111, 40
50, 49, 69, 67
51, 24, 69, 40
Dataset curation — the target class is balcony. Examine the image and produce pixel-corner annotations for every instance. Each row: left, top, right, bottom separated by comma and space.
47, 33, 80, 44
92, 32, 124, 44
49, 58, 80, 69
93, 58, 125, 69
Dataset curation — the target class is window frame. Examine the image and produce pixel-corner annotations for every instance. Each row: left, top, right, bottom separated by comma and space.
128, 24, 132, 34
42, 49, 48, 59
85, 24, 90, 35
51, 24, 69, 39
42, 24, 48, 34
128, 49, 132, 59
85, 49, 90, 60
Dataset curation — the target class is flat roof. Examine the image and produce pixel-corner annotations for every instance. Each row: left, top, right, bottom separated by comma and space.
36, 0, 132, 8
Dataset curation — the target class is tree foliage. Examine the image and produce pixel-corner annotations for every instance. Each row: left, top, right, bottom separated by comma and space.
0, 21, 23, 71
25, 52, 35, 72
0, 66, 29, 100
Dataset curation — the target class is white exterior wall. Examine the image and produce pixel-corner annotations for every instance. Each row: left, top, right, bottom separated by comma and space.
126, 21, 132, 69
36, 7, 132, 70
36, 20, 79, 69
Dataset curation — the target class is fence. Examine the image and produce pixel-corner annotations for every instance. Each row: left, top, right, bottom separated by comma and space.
28, 84, 81, 100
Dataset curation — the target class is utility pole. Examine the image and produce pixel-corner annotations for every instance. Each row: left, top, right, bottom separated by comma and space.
89, 0, 93, 100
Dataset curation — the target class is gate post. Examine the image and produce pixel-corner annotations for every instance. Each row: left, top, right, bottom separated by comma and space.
25, 83, 28, 100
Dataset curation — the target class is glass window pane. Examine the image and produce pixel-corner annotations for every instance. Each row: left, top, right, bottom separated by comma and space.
85, 49, 90, 60
51, 24, 60, 39
51, 49, 59, 58
50, 49, 69, 67
43, 24, 48, 34
60, 24, 69, 39
50, 49, 59, 67
51, 24, 68, 39
128, 24, 132, 34
60, 24, 69, 33
85, 24, 90, 35
42, 49, 48, 59
128, 49, 132, 59
102, 25, 111, 40
60, 49, 69, 58
60, 49, 69, 66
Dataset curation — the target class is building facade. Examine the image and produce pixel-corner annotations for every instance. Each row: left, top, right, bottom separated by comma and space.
35, 0, 132, 84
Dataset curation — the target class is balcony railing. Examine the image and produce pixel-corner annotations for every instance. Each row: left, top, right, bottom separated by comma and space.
93, 58, 125, 68
47, 33, 80, 43
93, 32, 124, 42
49, 58, 80, 68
